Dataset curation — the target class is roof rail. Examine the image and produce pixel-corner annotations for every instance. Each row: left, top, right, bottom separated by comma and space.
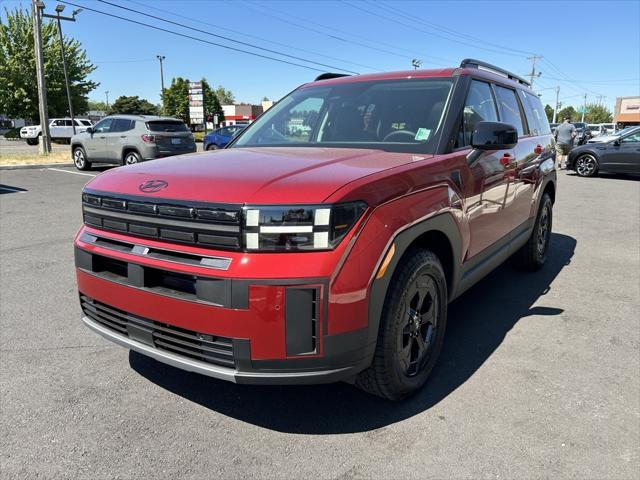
460, 58, 531, 87
314, 73, 351, 81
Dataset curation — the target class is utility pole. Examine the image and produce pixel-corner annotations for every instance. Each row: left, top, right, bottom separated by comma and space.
581, 93, 587, 122
157, 55, 166, 111
596, 95, 606, 106
552, 86, 560, 123
526, 55, 543, 88
411, 59, 422, 70
32, 0, 51, 154
43, 5, 80, 134
105, 90, 109, 110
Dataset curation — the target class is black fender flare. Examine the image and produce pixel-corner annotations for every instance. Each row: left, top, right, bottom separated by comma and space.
364, 212, 463, 355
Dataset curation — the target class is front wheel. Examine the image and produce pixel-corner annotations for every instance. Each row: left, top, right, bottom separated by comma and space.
356, 249, 448, 400
73, 147, 91, 170
25, 138, 38, 146
575, 154, 598, 177
206, 144, 219, 151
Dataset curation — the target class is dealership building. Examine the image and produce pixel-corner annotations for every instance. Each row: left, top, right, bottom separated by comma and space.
614, 96, 640, 128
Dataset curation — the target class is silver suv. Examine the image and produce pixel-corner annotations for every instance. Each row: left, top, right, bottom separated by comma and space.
70, 115, 196, 170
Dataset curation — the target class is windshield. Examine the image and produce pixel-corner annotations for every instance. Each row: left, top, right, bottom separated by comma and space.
147, 121, 189, 132
232, 78, 453, 153
573, 123, 586, 129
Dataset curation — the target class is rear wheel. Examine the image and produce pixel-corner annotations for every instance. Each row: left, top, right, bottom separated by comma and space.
356, 249, 448, 400
206, 144, 219, 151
123, 151, 141, 165
575, 154, 598, 177
513, 193, 553, 271
73, 146, 91, 171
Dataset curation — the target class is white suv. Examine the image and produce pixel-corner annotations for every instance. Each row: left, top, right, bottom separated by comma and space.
20, 118, 93, 145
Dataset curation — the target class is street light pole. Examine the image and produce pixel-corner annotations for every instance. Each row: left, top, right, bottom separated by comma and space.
44, 5, 78, 134
157, 55, 166, 111
105, 90, 109, 110
32, 0, 51, 154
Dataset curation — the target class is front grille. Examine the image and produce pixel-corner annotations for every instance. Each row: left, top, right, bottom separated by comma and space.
81, 295, 235, 368
82, 191, 242, 251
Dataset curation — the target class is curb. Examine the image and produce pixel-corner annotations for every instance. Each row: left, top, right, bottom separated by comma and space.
0, 163, 74, 170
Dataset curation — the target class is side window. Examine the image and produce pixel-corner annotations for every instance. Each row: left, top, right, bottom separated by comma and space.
219, 127, 232, 136
111, 119, 133, 132
621, 132, 640, 143
51, 120, 64, 127
494, 85, 525, 137
518, 90, 551, 136
460, 80, 499, 147
64, 120, 73, 127
93, 118, 113, 133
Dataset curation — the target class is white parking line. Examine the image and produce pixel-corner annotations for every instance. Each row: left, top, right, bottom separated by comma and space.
47, 168, 96, 177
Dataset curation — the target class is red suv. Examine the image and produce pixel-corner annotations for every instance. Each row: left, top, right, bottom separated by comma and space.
75, 59, 556, 400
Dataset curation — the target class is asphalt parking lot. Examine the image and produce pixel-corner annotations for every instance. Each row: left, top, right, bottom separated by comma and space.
0, 166, 638, 479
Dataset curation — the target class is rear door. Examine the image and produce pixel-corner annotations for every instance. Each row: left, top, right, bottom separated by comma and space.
610, 131, 640, 173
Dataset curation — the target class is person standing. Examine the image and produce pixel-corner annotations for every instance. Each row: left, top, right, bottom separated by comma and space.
554, 116, 577, 169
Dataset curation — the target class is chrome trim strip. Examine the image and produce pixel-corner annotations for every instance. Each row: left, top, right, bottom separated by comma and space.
80, 231, 232, 271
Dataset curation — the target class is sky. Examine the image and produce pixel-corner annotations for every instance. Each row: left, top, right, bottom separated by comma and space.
2, 0, 639, 113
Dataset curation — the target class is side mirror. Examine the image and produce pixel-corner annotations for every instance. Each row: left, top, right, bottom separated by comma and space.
471, 121, 518, 150
612, 139, 620, 146
85, 127, 94, 134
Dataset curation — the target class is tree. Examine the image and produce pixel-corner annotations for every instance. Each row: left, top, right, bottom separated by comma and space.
556, 106, 577, 121
87, 100, 108, 112
215, 86, 235, 105
0, 7, 98, 121
544, 104, 554, 123
583, 103, 612, 123
109, 96, 158, 115
163, 77, 224, 125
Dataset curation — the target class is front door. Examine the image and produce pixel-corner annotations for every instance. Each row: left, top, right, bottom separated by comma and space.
85, 118, 113, 160
611, 131, 640, 173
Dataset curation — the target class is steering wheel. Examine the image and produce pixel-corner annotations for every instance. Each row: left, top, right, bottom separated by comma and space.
382, 129, 416, 142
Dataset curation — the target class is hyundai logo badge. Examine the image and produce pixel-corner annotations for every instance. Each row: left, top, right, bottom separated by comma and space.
139, 179, 168, 193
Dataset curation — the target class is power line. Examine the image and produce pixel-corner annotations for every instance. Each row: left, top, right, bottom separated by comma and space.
375, 0, 536, 57
95, 0, 359, 74
56, 1, 333, 73
238, 0, 454, 66
126, 0, 378, 72
342, 0, 527, 58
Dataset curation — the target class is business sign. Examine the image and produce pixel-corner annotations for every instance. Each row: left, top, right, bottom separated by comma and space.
188, 81, 205, 124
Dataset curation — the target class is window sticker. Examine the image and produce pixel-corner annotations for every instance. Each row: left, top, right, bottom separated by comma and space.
415, 128, 431, 141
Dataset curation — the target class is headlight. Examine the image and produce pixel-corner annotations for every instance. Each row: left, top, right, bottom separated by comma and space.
243, 202, 367, 251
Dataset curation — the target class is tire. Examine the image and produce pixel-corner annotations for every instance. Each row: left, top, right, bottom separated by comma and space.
25, 138, 38, 146
575, 153, 598, 177
356, 249, 448, 400
206, 144, 219, 151
123, 150, 141, 165
73, 146, 91, 171
513, 193, 553, 271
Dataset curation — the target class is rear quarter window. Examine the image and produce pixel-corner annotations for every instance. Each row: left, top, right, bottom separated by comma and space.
518, 90, 551, 136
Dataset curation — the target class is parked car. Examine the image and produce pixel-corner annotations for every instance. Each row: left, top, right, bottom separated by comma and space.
587, 124, 608, 138
567, 128, 640, 176
203, 125, 246, 150
74, 59, 556, 400
70, 115, 196, 170
20, 118, 93, 145
601, 123, 615, 134
588, 125, 640, 143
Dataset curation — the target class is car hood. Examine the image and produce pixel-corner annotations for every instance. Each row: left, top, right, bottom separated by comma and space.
85, 147, 432, 204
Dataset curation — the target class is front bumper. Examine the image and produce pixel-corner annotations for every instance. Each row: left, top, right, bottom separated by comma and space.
74, 227, 374, 384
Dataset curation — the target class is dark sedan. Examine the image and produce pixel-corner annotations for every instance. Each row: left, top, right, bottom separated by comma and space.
203, 125, 246, 150
567, 129, 640, 177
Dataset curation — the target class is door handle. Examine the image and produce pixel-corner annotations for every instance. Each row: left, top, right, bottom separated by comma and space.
99, 136, 105, 139
120, 135, 127, 138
